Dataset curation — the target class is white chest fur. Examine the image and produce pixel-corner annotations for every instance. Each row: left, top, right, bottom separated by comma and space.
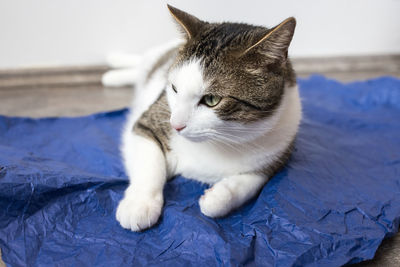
167, 135, 274, 183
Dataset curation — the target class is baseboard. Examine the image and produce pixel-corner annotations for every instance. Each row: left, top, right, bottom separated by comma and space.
292, 54, 400, 73
0, 66, 109, 89
0, 55, 399, 89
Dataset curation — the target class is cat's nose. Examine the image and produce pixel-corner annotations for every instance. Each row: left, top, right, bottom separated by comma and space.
170, 115, 187, 132
173, 125, 186, 132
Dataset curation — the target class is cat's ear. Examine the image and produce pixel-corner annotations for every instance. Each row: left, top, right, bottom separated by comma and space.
242, 17, 296, 62
167, 5, 205, 39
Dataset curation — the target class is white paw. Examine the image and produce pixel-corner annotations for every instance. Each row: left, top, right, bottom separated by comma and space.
199, 184, 234, 218
101, 69, 139, 87
106, 52, 142, 68
116, 192, 163, 231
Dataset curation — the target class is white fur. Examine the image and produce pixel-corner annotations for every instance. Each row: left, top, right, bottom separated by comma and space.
102, 39, 184, 87
113, 40, 181, 231
102, 68, 141, 87
199, 174, 266, 217
167, 83, 301, 184
112, 41, 302, 231
167, 59, 210, 132
117, 134, 166, 231
106, 52, 142, 68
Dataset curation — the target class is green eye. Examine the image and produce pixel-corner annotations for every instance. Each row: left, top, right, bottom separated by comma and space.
201, 94, 222, 107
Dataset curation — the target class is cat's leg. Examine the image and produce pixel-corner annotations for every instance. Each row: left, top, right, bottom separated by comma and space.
199, 174, 266, 217
102, 68, 141, 87
102, 39, 183, 87
106, 52, 142, 68
116, 133, 167, 231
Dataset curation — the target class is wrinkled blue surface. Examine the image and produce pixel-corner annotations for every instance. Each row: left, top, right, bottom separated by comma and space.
0, 75, 400, 267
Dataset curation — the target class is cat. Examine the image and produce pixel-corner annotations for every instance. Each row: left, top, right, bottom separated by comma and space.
102, 5, 302, 231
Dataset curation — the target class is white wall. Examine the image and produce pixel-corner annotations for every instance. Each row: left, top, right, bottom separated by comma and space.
0, 0, 399, 68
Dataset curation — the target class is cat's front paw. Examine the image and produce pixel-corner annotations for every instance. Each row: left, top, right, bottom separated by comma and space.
116, 192, 163, 231
199, 183, 234, 218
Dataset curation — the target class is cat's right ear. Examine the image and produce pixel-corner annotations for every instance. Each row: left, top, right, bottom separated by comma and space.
241, 17, 296, 63
167, 5, 205, 39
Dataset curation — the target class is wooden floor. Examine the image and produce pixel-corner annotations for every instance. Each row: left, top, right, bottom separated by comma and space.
0, 55, 399, 266
0, 55, 399, 118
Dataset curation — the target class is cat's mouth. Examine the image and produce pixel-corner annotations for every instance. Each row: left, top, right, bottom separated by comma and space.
180, 129, 243, 144
180, 133, 209, 143
184, 135, 209, 142
178, 129, 213, 143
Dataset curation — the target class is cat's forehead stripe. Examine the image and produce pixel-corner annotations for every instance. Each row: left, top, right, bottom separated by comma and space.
169, 59, 207, 96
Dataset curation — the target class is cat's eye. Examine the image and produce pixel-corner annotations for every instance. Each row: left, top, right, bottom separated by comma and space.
171, 84, 177, 93
201, 94, 222, 107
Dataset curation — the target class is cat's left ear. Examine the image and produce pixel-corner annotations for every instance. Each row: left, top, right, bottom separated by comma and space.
241, 17, 296, 62
167, 5, 205, 39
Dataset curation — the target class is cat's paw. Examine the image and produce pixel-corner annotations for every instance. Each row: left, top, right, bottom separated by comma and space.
116, 192, 163, 231
199, 183, 234, 218
102, 69, 140, 87
106, 52, 142, 68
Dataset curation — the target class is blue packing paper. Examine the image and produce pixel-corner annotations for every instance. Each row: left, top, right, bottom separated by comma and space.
0, 75, 399, 266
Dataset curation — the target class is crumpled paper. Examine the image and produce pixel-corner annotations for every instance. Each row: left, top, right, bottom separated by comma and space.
0, 75, 399, 266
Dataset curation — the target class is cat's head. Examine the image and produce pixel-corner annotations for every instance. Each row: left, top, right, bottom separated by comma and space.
166, 5, 297, 144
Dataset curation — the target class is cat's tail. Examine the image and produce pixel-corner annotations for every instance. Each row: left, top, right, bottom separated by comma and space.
101, 39, 183, 87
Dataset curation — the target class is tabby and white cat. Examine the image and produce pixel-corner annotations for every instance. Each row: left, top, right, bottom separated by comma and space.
102, 5, 302, 231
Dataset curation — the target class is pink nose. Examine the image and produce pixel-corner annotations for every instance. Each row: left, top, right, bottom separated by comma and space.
173, 125, 186, 132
